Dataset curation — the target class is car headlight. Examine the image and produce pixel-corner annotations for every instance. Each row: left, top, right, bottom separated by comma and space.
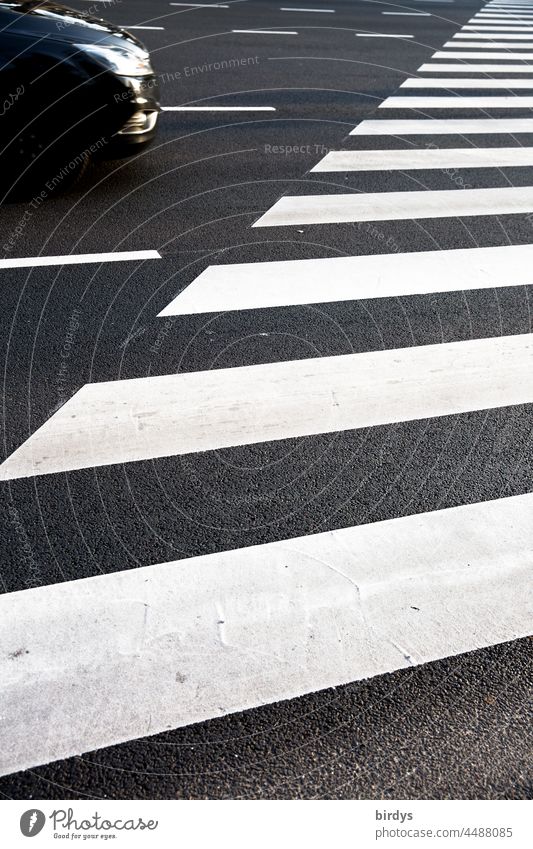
74, 43, 154, 77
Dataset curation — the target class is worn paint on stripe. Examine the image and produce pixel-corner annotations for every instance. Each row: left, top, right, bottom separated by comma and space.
1, 493, 531, 776
253, 186, 533, 227
1, 335, 532, 480
311, 147, 533, 171
158, 244, 533, 316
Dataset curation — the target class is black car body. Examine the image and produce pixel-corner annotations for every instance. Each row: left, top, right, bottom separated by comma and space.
0, 0, 160, 197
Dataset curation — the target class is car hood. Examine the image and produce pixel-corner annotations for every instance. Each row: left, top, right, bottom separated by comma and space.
0, 0, 144, 48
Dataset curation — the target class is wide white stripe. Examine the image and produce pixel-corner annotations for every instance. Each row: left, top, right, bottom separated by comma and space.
443, 41, 533, 47
312, 147, 533, 171
418, 63, 533, 70
350, 117, 533, 133
125, 26, 165, 30
162, 106, 276, 111
434, 50, 533, 57
454, 31, 533, 38
462, 24, 533, 30
253, 186, 533, 227
158, 244, 533, 316
401, 77, 533, 87
1, 335, 532, 480
1, 492, 531, 776
382, 11, 431, 15
0, 250, 161, 270
473, 14, 533, 18
380, 94, 533, 107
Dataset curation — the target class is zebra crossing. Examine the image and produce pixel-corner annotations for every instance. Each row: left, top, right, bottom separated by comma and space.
1, 0, 533, 779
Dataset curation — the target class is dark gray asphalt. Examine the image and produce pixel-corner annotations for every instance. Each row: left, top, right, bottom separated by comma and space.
0, 0, 531, 800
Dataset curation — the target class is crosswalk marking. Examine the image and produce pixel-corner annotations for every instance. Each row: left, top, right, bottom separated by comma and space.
401, 77, 533, 86
380, 94, 533, 107
1, 335, 532, 481
453, 31, 533, 37
473, 14, 533, 18
253, 186, 533, 227
311, 147, 533, 171
434, 50, 533, 57
417, 63, 533, 71
418, 62, 533, 71
446, 40, 533, 46
462, 24, 533, 29
4, 0, 533, 779
0, 250, 161, 269
158, 244, 533, 316
350, 117, 533, 133
1, 492, 531, 777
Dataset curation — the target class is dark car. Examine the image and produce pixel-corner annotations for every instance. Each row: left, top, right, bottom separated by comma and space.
0, 0, 160, 198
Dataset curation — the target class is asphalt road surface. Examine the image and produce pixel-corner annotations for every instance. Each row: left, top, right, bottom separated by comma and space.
0, 0, 532, 800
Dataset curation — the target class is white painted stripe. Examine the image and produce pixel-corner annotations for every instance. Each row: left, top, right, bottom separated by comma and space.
454, 31, 533, 38
382, 11, 431, 15
1, 334, 532, 480
443, 41, 533, 47
0, 250, 161, 270
356, 33, 414, 37
232, 29, 298, 34
380, 94, 533, 107
418, 63, 533, 70
401, 77, 533, 87
462, 24, 533, 30
350, 117, 533, 133
1, 493, 531, 776
435, 50, 533, 57
253, 186, 533, 227
125, 26, 165, 30
162, 106, 276, 111
158, 244, 533, 316
280, 6, 334, 11
473, 13, 533, 17
312, 147, 533, 171
473, 19, 533, 23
